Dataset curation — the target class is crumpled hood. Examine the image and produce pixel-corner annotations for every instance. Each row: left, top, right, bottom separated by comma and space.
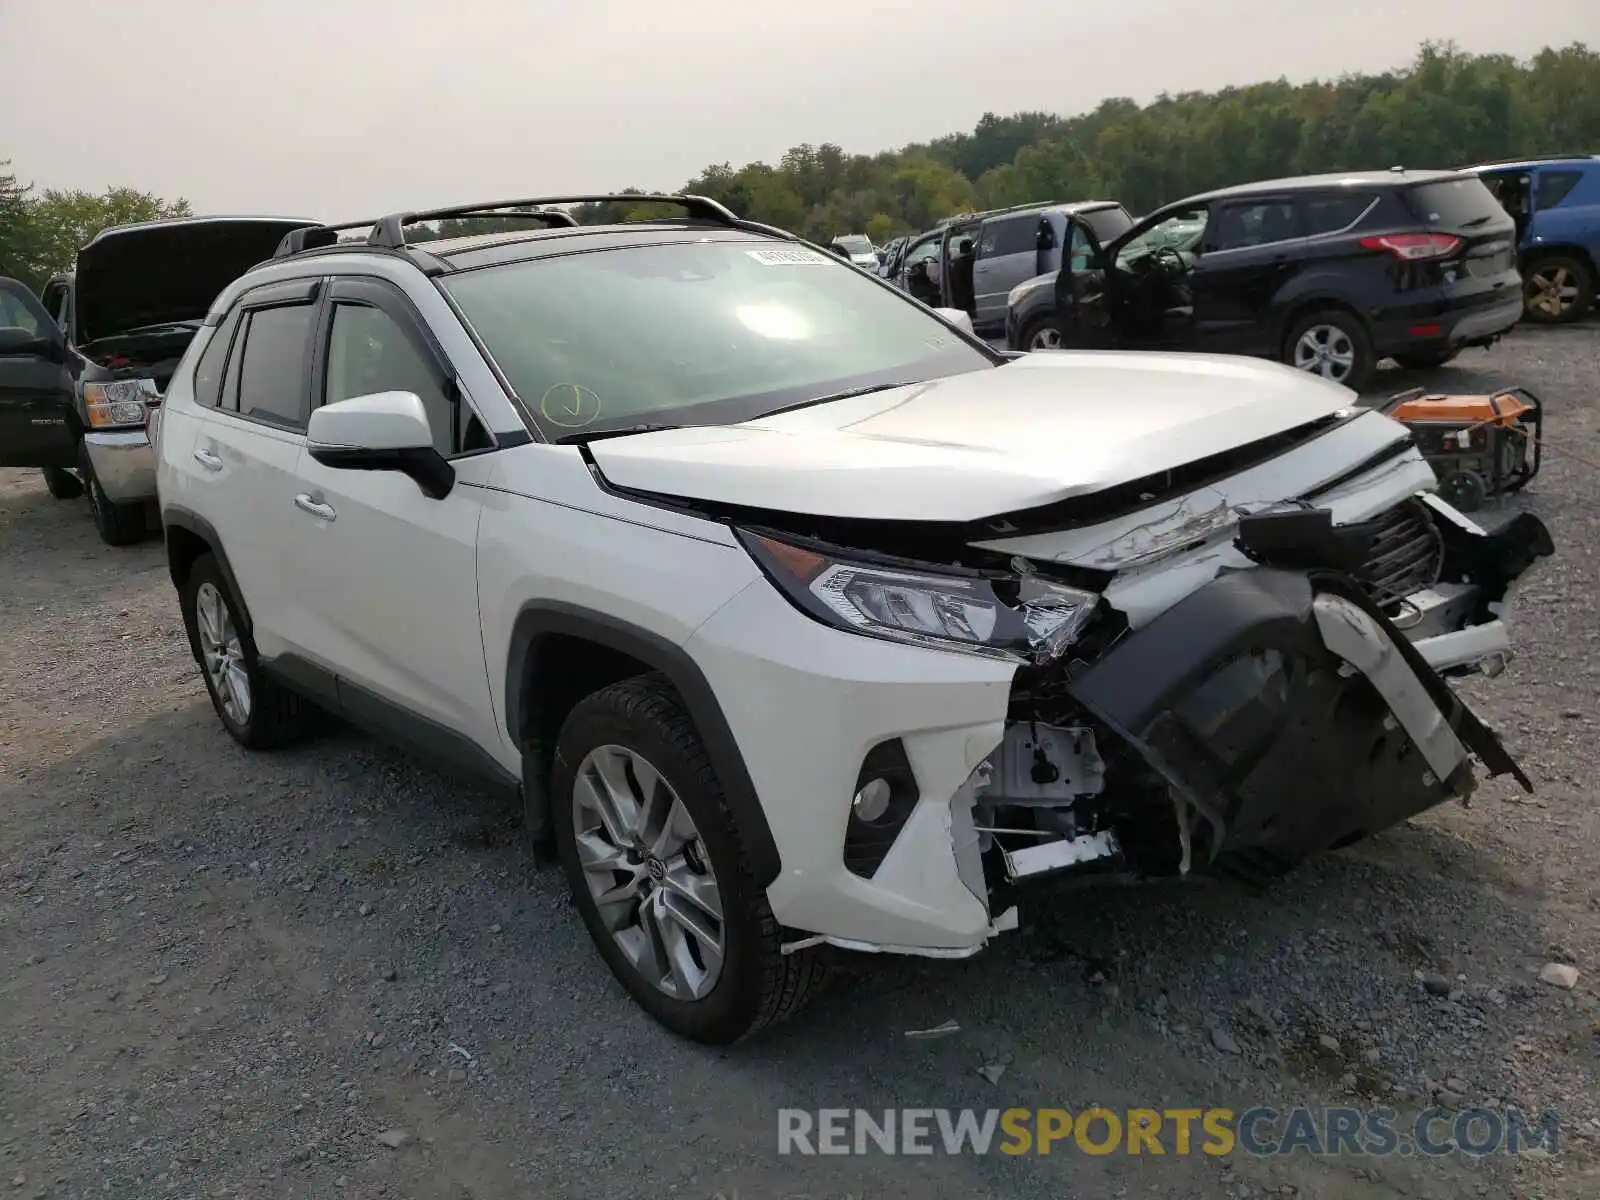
587, 351, 1365, 522
76, 216, 316, 345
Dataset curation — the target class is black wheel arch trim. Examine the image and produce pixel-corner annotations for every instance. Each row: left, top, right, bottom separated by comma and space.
505, 600, 781, 888
162, 505, 254, 635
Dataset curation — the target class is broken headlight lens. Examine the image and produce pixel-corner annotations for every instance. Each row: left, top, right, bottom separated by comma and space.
739, 530, 1099, 663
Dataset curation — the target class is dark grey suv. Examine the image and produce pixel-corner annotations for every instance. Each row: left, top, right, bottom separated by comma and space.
1005, 170, 1523, 391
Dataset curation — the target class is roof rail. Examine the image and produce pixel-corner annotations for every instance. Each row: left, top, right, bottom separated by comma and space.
273, 219, 383, 258
1470, 152, 1597, 168
365, 193, 752, 249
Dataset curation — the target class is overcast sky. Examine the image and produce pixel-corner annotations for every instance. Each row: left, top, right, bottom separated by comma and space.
1, 0, 1594, 218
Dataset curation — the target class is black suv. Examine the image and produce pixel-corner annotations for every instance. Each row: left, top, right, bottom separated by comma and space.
1005, 170, 1522, 391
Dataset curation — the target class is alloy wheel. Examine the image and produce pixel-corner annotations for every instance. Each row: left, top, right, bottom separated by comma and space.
1525, 265, 1580, 319
195, 581, 252, 724
1292, 324, 1356, 382
571, 744, 725, 1000
1029, 325, 1063, 350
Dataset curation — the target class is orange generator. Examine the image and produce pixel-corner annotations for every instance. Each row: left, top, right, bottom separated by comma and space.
1382, 387, 1544, 512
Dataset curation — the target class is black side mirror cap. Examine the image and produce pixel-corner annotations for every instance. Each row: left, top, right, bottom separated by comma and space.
0, 328, 59, 359
307, 443, 456, 500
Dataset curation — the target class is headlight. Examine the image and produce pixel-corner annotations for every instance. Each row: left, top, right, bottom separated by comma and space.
84, 379, 158, 428
738, 530, 1100, 664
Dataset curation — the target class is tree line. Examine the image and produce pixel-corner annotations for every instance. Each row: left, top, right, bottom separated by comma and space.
3, 40, 1595, 287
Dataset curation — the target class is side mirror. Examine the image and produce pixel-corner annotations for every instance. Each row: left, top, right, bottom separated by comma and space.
0, 326, 58, 358
306, 390, 454, 500
933, 307, 975, 335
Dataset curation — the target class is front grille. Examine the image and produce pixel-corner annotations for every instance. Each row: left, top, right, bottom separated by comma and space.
1352, 500, 1443, 609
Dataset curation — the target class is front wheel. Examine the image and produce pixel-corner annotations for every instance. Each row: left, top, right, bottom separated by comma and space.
1284, 309, 1375, 392
1522, 254, 1595, 325
551, 674, 828, 1044
78, 442, 145, 546
40, 465, 83, 499
1019, 315, 1064, 351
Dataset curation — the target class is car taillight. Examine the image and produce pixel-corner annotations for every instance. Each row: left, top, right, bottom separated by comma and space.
1359, 233, 1463, 261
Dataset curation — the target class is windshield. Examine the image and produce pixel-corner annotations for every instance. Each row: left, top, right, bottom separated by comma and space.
442, 239, 991, 438
834, 235, 873, 254
1081, 206, 1134, 244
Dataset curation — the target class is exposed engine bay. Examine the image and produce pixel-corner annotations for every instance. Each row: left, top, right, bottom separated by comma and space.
80, 323, 200, 392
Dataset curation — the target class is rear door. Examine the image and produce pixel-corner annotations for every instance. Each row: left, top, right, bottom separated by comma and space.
1191, 195, 1306, 354
0, 278, 77, 469
187, 278, 322, 662
971, 214, 1043, 325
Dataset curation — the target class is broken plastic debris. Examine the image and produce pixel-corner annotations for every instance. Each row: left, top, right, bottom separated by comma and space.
977, 1062, 1007, 1085
446, 1042, 474, 1061
374, 1129, 410, 1149
904, 1019, 961, 1040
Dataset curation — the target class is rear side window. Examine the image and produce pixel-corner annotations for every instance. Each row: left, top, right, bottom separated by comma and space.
1537, 170, 1584, 210
1303, 193, 1375, 236
1407, 177, 1505, 229
234, 304, 315, 429
191, 312, 240, 409
985, 216, 1039, 257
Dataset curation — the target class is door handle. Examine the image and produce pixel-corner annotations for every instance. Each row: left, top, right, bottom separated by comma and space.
294, 493, 336, 522
193, 448, 223, 472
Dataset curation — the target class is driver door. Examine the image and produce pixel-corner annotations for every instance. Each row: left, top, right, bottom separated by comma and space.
0, 278, 77, 470
1103, 204, 1209, 350
1052, 220, 1115, 349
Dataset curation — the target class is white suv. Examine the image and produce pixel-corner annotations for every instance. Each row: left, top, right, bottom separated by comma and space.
153, 194, 1554, 1044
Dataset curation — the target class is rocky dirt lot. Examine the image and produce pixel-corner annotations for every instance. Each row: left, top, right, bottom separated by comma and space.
2, 330, 1598, 1200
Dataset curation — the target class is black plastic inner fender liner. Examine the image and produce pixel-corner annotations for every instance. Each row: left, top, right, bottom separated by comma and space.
1066, 567, 1529, 865
504, 602, 782, 889
1429, 505, 1555, 616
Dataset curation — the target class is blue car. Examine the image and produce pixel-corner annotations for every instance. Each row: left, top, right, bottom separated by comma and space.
1470, 154, 1600, 324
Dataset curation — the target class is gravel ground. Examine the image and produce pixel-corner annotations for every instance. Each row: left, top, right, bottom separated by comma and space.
2, 329, 1598, 1200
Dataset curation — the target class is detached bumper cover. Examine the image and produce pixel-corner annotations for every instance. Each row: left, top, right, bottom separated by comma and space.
84, 428, 156, 504
1067, 568, 1529, 868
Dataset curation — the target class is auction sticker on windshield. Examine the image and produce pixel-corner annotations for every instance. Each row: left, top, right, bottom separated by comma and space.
746, 248, 830, 266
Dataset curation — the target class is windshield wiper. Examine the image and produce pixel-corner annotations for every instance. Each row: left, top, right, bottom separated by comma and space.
552, 423, 687, 445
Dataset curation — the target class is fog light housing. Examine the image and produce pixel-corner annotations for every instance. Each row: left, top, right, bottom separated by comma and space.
843, 740, 920, 879
852, 777, 893, 823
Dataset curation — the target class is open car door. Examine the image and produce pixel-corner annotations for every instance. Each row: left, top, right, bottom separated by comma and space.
0, 277, 76, 470
1056, 205, 1209, 351
1051, 219, 1115, 348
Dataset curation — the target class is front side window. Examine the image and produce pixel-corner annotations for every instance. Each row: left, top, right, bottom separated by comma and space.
1116, 205, 1209, 268
0, 287, 41, 335
324, 303, 456, 456
1209, 200, 1300, 251
234, 304, 314, 429
442, 239, 992, 439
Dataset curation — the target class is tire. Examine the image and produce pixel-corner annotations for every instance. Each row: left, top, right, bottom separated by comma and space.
1283, 308, 1376, 392
180, 553, 314, 750
1019, 315, 1064, 352
1393, 347, 1459, 371
551, 673, 828, 1044
1521, 254, 1595, 325
78, 441, 145, 546
40, 465, 83, 499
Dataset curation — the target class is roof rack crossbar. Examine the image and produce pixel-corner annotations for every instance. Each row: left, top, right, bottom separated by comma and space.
1472, 152, 1595, 168
273, 219, 384, 258
366, 193, 750, 249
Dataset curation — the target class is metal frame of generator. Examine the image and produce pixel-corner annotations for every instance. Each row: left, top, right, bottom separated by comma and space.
1382, 386, 1544, 512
